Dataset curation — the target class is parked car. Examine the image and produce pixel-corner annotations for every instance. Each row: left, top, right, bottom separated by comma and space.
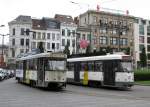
0, 68, 5, 81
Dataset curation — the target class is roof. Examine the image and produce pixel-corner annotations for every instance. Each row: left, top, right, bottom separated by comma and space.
80, 10, 135, 19
55, 14, 74, 23
8, 15, 32, 25
67, 54, 131, 62
32, 18, 60, 30
17, 52, 67, 61
32, 19, 46, 30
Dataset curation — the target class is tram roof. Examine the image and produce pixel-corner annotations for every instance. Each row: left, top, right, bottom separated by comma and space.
17, 52, 66, 61
67, 54, 131, 62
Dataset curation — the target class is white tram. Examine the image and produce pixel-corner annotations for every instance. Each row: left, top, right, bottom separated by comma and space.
67, 54, 134, 88
15, 52, 67, 89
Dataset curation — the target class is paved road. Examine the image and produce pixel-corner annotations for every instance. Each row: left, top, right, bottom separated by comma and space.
0, 78, 150, 107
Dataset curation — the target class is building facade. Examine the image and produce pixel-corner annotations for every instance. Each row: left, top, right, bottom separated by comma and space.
55, 14, 77, 54
134, 18, 150, 67
31, 18, 61, 52
78, 10, 134, 53
8, 15, 32, 66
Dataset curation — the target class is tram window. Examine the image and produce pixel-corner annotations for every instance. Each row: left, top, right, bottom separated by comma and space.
80, 62, 87, 71
45, 60, 66, 71
68, 63, 74, 71
95, 61, 103, 72
16, 62, 23, 69
25, 59, 37, 70
88, 62, 94, 71
120, 61, 133, 72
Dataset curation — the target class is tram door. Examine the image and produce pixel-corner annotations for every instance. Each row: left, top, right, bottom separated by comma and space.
37, 58, 45, 85
103, 60, 116, 86
74, 62, 80, 82
23, 61, 26, 81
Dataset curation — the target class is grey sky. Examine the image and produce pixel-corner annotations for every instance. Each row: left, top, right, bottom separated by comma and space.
0, 0, 149, 44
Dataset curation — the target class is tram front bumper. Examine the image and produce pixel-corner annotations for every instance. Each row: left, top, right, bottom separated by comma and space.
115, 82, 134, 88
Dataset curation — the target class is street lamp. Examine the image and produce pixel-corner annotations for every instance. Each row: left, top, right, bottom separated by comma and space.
0, 34, 9, 67
0, 25, 5, 27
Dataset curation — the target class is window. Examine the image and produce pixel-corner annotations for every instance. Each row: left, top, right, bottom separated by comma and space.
12, 28, 15, 35
12, 39, 15, 46
37, 32, 41, 39
33, 32, 36, 39
72, 39, 75, 47
52, 43, 55, 49
147, 37, 150, 44
147, 53, 150, 60
139, 36, 144, 43
47, 33, 51, 39
26, 39, 29, 46
47, 43, 50, 50
139, 25, 144, 35
20, 39, 24, 46
93, 37, 97, 44
42, 33, 46, 40
26, 29, 30, 35
100, 36, 107, 45
87, 34, 91, 41
68, 62, 74, 71
82, 34, 86, 40
67, 39, 70, 46
72, 30, 75, 37
62, 29, 65, 36
62, 39, 65, 46
110, 37, 118, 45
45, 60, 66, 71
95, 61, 103, 72
147, 45, 150, 52
28, 59, 37, 70
57, 34, 60, 40
67, 29, 71, 36
56, 43, 59, 49
139, 45, 144, 51
87, 62, 94, 71
21, 28, 24, 35
32, 42, 36, 49
12, 49, 15, 57
147, 26, 150, 35
120, 38, 128, 46
112, 29, 117, 34
52, 33, 55, 41
80, 62, 87, 71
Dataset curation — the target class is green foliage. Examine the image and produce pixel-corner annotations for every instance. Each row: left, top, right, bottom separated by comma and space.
140, 46, 147, 67
86, 45, 91, 54
38, 42, 44, 53
105, 46, 113, 53
134, 69, 150, 81
63, 44, 70, 56
125, 47, 130, 55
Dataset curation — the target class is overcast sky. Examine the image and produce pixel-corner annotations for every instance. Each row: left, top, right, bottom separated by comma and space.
0, 0, 150, 44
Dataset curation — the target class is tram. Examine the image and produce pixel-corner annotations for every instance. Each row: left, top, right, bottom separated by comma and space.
67, 54, 134, 88
15, 52, 67, 89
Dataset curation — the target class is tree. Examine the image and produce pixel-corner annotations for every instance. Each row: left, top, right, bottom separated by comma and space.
124, 47, 130, 55
105, 46, 113, 54
86, 45, 91, 54
140, 46, 147, 67
38, 42, 44, 53
63, 44, 70, 56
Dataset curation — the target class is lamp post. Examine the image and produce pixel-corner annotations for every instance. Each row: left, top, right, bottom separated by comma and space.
0, 34, 9, 67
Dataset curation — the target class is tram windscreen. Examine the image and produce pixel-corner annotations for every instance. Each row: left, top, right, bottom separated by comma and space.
46, 60, 66, 71
120, 61, 133, 72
